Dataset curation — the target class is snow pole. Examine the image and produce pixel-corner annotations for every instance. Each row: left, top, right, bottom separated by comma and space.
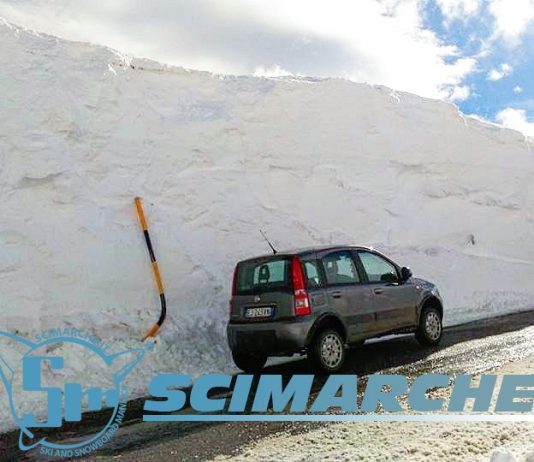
134, 197, 167, 341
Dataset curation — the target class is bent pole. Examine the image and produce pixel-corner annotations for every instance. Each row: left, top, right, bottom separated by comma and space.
134, 197, 167, 341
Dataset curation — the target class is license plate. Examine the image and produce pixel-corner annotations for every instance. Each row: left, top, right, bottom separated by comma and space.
245, 307, 274, 318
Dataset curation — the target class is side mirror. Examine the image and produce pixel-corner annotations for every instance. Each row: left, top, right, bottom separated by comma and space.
401, 267, 413, 282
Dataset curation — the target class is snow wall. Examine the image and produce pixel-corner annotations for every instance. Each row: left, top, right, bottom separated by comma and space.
1, 21, 534, 430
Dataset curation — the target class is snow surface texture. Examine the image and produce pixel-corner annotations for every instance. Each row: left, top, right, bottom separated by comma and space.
211, 348, 534, 461
1, 20, 534, 430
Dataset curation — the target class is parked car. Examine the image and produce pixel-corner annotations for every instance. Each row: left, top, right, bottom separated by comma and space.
227, 245, 443, 373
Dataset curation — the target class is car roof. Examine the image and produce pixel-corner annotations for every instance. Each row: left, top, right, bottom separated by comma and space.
239, 244, 375, 263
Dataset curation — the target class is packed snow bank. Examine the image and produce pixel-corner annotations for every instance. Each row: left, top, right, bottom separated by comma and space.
1, 21, 534, 430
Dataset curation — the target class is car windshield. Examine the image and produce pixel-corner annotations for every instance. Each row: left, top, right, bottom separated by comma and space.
236, 257, 291, 295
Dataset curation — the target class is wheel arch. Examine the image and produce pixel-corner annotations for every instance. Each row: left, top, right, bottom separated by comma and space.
306, 313, 348, 346
419, 295, 443, 321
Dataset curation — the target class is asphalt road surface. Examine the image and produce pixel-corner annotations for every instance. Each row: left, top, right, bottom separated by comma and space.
4, 309, 534, 462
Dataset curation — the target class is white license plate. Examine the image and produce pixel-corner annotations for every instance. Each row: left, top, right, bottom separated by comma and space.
245, 307, 274, 318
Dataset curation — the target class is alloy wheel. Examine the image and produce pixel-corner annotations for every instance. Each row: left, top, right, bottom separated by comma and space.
320, 333, 343, 368
425, 311, 442, 341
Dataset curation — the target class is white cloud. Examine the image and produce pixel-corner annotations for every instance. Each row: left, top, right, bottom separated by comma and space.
513, 85, 523, 94
435, 0, 481, 21
487, 63, 512, 81
496, 108, 534, 137
0, 0, 477, 100
446, 85, 471, 102
489, 0, 534, 43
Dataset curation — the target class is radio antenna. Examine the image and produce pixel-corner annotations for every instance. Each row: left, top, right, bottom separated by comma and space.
260, 229, 277, 255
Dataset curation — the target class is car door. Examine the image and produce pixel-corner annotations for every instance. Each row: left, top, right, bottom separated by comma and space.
355, 250, 417, 333
318, 250, 375, 342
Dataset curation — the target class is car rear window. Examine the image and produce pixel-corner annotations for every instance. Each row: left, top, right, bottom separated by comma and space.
236, 257, 291, 295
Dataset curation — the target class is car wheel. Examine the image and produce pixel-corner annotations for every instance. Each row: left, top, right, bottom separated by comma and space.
231, 351, 267, 373
309, 328, 346, 373
416, 306, 443, 346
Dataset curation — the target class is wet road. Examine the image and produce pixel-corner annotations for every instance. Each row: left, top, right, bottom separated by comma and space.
9, 309, 534, 461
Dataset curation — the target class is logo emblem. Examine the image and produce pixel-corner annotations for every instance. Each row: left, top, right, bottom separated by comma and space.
0, 328, 146, 458
254, 295, 261, 303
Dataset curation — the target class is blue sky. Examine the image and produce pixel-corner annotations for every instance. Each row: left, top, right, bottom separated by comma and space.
0, 0, 533, 135
424, 0, 534, 134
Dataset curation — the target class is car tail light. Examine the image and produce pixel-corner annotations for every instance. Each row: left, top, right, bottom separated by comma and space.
229, 264, 239, 316
291, 256, 311, 316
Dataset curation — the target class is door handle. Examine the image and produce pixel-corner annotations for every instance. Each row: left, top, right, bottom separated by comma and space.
331, 291, 342, 299
373, 288, 384, 295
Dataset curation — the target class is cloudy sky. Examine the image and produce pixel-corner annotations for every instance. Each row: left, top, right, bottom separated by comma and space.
1, 0, 533, 136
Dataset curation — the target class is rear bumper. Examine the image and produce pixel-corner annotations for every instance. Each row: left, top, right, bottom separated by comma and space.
227, 318, 314, 356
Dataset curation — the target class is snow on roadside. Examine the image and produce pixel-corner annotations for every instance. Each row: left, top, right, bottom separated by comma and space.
211, 359, 534, 462
1, 20, 534, 430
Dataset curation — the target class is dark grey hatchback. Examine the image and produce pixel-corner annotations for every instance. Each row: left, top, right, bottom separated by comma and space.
227, 245, 444, 373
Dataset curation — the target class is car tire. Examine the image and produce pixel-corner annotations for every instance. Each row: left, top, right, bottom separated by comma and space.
232, 351, 267, 373
416, 305, 443, 346
308, 328, 346, 373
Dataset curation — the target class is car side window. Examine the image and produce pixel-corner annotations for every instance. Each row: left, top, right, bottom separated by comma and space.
302, 259, 323, 288
358, 251, 399, 283
321, 251, 360, 285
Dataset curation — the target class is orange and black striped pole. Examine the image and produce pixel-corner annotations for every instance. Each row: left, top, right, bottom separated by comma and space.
134, 197, 167, 341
